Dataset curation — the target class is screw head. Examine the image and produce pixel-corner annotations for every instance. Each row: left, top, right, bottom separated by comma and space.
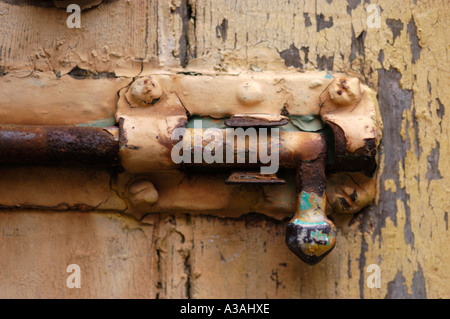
328, 77, 361, 106
236, 81, 265, 106
129, 77, 163, 106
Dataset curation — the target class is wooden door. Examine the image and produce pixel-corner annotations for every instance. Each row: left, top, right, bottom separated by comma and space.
0, 0, 448, 298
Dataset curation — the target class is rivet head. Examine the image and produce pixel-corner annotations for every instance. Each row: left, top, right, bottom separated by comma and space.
309, 79, 323, 88
236, 81, 265, 106
328, 77, 361, 106
129, 77, 163, 106
127, 179, 158, 210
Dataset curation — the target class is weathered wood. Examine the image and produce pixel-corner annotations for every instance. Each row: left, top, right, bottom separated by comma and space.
0, 0, 448, 298
0, 211, 157, 298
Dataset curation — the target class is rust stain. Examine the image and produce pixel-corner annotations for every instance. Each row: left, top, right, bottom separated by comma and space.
0, 125, 120, 166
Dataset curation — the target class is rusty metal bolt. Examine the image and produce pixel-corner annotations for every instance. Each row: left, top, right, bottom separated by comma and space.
129, 77, 163, 106
328, 77, 361, 106
127, 179, 158, 211
236, 81, 265, 106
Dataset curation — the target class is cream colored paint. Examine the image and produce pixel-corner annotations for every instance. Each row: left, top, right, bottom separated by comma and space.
0, 73, 127, 125
0, 0, 448, 298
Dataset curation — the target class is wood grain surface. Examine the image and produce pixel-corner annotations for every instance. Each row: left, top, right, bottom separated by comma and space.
0, 0, 448, 298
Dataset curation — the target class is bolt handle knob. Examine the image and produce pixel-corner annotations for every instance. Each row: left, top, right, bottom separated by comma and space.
285, 191, 336, 265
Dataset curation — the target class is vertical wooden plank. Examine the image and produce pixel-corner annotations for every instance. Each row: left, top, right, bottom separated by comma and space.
0, 0, 448, 299
175, 0, 450, 299
153, 214, 193, 299
0, 212, 157, 298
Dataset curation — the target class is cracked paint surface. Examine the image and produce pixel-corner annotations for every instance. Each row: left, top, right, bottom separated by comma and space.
0, 0, 448, 298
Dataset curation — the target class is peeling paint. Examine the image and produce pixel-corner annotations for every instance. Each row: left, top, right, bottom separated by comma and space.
0, 0, 448, 299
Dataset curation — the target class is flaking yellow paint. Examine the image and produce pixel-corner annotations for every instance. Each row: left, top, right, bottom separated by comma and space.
0, 0, 448, 298
384, 179, 397, 193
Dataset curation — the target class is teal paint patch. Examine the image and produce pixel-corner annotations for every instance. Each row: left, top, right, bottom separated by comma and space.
187, 115, 322, 133
324, 72, 333, 79
300, 192, 312, 211
290, 114, 324, 132
77, 117, 116, 127
292, 219, 329, 226
278, 121, 301, 132
310, 230, 330, 243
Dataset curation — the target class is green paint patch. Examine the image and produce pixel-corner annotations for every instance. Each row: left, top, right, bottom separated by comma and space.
292, 219, 329, 227
289, 114, 324, 132
77, 117, 116, 127
187, 116, 226, 129
277, 121, 300, 132
300, 192, 312, 211
310, 230, 330, 243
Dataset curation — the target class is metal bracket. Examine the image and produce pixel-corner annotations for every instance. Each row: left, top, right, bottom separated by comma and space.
0, 71, 382, 265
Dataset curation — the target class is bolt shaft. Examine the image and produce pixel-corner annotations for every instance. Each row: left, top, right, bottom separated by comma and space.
0, 125, 120, 167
